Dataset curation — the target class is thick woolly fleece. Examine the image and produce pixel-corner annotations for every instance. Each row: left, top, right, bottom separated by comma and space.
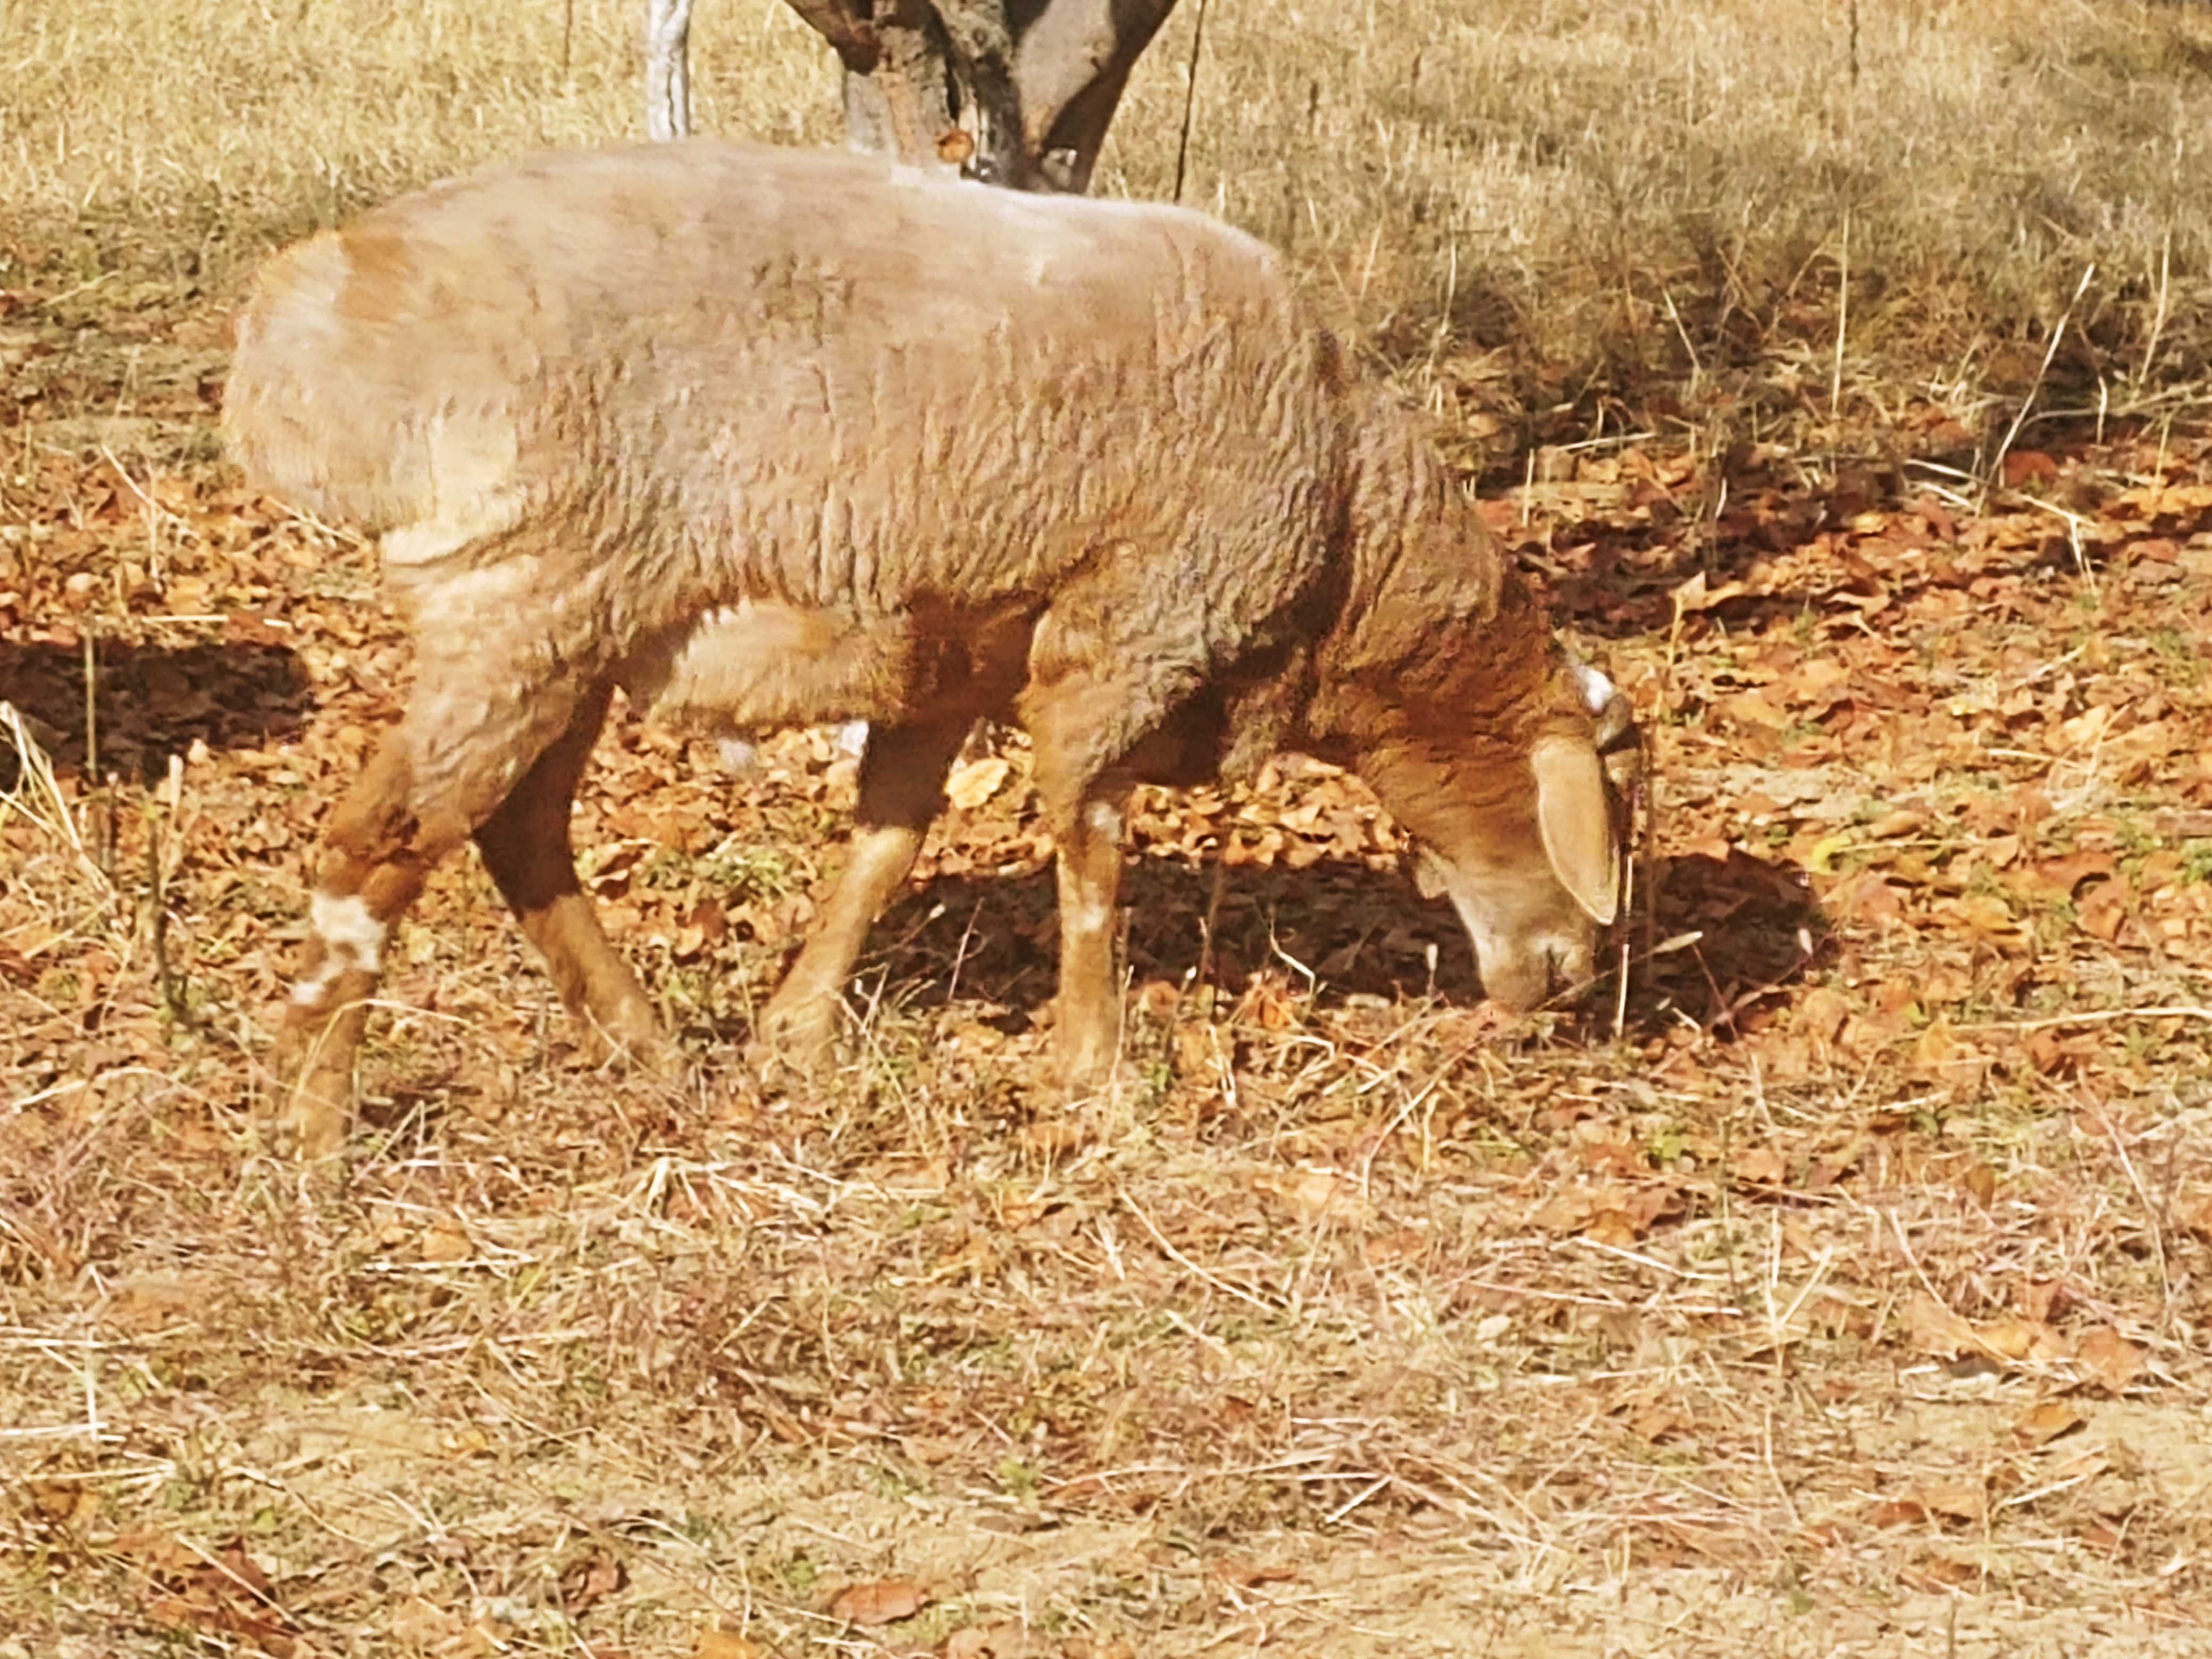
221, 139, 1568, 806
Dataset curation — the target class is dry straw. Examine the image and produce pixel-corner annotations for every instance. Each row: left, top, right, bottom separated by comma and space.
6, 0, 2212, 421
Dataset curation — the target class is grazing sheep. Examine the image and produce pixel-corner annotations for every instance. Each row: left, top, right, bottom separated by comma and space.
223, 137, 1638, 1157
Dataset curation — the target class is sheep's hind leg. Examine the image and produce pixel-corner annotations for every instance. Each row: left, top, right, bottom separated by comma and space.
758, 715, 973, 1073
1040, 775, 1138, 1096
473, 682, 663, 1066
1022, 671, 1155, 1101
274, 679, 585, 1159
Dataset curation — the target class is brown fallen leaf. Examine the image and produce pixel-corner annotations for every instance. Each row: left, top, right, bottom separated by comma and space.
562, 1549, 625, 1610
1901, 1291, 1977, 1358
1960, 1161, 1997, 1210
945, 756, 1012, 810
828, 1578, 931, 1627
696, 1628, 772, 1659
1210, 1558, 1300, 1588
1867, 1478, 1986, 1527
1732, 1145, 1788, 1185
2076, 1327, 2144, 1395
1901, 1550, 1979, 1589
1973, 1313, 2038, 1361
2013, 1400, 2086, 1449
1672, 569, 1749, 614
944, 1623, 1028, 1658
418, 1225, 472, 1264
2001, 449, 2058, 488
1252, 1168, 1372, 1225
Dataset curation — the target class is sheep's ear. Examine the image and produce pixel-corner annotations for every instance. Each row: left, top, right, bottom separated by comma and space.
1532, 735, 1620, 926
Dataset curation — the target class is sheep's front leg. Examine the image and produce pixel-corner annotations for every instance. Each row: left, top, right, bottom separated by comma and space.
275, 675, 584, 1158
758, 715, 973, 1071
473, 683, 663, 1064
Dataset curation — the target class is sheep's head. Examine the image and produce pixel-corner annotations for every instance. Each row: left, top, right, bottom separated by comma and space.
1359, 655, 1639, 1014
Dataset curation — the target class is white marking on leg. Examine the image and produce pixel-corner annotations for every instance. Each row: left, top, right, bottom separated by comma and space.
1572, 659, 1616, 715
290, 891, 388, 1007
289, 956, 347, 1007
1062, 798, 1126, 938
311, 892, 387, 972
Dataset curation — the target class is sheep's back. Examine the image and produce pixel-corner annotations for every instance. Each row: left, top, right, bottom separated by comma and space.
224, 140, 1347, 627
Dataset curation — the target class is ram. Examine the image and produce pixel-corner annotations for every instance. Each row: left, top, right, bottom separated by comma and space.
223, 138, 1638, 1157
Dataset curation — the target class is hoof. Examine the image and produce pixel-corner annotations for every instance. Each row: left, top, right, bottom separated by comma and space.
1027, 1057, 1150, 1163
267, 1021, 354, 1160
1059, 1052, 1151, 1108
275, 1069, 352, 1161
588, 1016, 669, 1074
755, 992, 843, 1077
569, 985, 667, 1067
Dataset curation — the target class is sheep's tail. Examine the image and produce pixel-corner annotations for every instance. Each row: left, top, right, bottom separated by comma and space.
222, 229, 519, 541
223, 233, 379, 527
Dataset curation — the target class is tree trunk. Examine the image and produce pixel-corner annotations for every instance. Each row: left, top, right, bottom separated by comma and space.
1010, 0, 1180, 193
644, 0, 695, 140
776, 0, 1178, 193
836, 1, 960, 173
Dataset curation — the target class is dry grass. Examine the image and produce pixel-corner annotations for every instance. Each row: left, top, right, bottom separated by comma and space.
9, 1, 2212, 1654
0, 0, 830, 267
9, 0, 2212, 429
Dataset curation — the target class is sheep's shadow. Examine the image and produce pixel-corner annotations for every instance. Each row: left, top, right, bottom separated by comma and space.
0, 639, 311, 786
858, 840, 1824, 1044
